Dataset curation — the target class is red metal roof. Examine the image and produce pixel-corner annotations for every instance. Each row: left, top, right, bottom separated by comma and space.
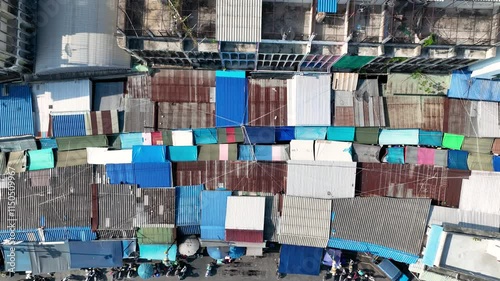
225, 229, 263, 243
151, 69, 215, 102
127, 75, 151, 99
157, 102, 215, 129
357, 163, 471, 208
248, 79, 287, 126
175, 161, 287, 194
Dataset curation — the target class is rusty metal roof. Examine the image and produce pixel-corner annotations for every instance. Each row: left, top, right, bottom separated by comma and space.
385, 73, 450, 96
357, 163, 471, 208
124, 98, 155, 132
386, 96, 445, 131
151, 69, 215, 102
157, 102, 215, 130
127, 75, 151, 99
134, 188, 176, 227
444, 99, 500, 138
175, 161, 287, 194
97, 184, 137, 230
248, 79, 287, 126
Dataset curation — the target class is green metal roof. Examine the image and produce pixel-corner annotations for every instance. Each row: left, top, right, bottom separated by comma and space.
332, 56, 376, 70
137, 227, 176, 245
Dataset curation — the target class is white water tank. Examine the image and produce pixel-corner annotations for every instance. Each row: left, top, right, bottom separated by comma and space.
35, 0, 130, 74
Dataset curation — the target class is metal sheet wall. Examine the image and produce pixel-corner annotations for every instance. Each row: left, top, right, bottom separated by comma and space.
248, 79, 287, 126
151, 70, 215, 102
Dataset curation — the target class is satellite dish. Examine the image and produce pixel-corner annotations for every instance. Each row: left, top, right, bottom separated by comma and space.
64, 43, 73, 57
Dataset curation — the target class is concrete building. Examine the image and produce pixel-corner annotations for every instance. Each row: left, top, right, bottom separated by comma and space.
117, 0, 500, 74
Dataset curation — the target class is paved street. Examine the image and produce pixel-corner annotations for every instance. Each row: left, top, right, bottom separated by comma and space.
2, 252, 395, 281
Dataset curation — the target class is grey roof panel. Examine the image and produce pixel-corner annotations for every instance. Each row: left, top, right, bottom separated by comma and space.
330, 197, 431, 255
134, 188, 176, 227
98, 184, 137, 230
124, 98, 155, 132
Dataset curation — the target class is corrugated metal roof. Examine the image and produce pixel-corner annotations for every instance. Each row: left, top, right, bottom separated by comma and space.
317, 0, 338, 13
332, 73, 358, 91
127, 75, 151, 99
93, 81, 125, 111
158, 102, 215, 130
175, 185, 204, 228
29, 170, 51, 187
97, 184, 137, 230
124, 98, 155, 132
428, 206, 500, 232
386, 96, 445, 131
0, 136, 37, 152
0, 85, 35, 137
225, 229, 263, 243
460, 171, 500, 214
137, 227, 175, 244
51, 113, 87, 137
444, 99, 500, 138
386, 74, 450, 96
175, 161, 287, 193
31, 80, 91, 137
56, 135, 108, 151
151, 70, 215, 102
225, 196, 265, 230
0, 172, 40, 229
215, 72, 248, 127
287, 75, 331, 126
201, 190, 232, 240
448, 71, 500, 102
134, 188, 176, 227
287, 160, 356, 199
278, 196, 332, 248
358, 163, 471, 207
330, 197, 431, 255
134, 162, 173, 188
216, 0, 262, 42
248, 79, 287, 126
88, 110, 120, 135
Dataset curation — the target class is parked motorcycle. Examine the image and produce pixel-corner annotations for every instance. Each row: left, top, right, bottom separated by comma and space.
205, 262, 214, 277
178, 265, 188, 280
126, 264, 137, 279
85, 268, 98, 281
110, 267, 125, 280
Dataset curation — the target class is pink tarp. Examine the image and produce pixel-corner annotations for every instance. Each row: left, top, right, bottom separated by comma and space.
417, 147, 435, 165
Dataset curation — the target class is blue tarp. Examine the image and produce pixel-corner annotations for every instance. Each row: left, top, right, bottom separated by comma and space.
327, 126, 355, 142
132, 145, 167, 163
69, 241, 123, 268
447, 150, 469, 170
278, 244, 323, 276
418, 130, 443, 147
139, 244, 177, 261
238, 145, 255, 161
244, 126, 276, 144
207, 247, 229, 260
327, 238, 419, 264
0, 85, 35, 137
448, 71, 500, 102
122, 240, 136, 258
175, 185, 204, 230
134, 162, 172, 187
379, 129, 419, 145
39, 138, 58, 149
200, 190, 232, 240
120, 133, 144, 149
493, 156, 500, 172
167, 146, 198, 162
317, 0, 337, 13
254, 145, 272, 161
275, 126, 295, 142
295, 126, 328, 140
193, 128, 218, 144
215, 71, 248, 127
51, 114, 87, 137
377, 259, 403, 281
2, 244, 33, 272
422, 225, 443, 266
385, 147, 405, 164
106, 163, 135, 184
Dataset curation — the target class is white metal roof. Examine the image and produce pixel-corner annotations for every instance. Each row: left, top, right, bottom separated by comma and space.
428, 206, 500, 232
459, 171, 500, 215
86, 148, 132, 165
31, 80, 91, 137
287, 75, 331, 126
290, 140, 314, 160
225, 196, 266, 230
286, 160, 356, 199
278, 195, 332, 248
315, 140, 353, 162
35, 0, 130, 74
216, 0, 262, 42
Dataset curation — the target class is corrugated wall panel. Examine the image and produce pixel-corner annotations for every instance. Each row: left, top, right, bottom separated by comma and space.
248, 79, 287, 126
215, 73, 248, 127
175, 161, 287, 193
216, 0, 262, 42
317, 0, 338, 13
51, 114, 87, 137
226, 229, 263, 243
127, 75, 151, 99
157, 102, 215, 129
151, 70, 215, 102
0, 85, 35, 137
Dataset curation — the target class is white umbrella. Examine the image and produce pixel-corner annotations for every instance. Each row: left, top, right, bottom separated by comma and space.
178, 237, 200, 256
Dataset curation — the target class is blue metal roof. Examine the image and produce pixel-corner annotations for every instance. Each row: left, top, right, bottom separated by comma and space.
278, 244, 323, 276
175, 185, 204, 228
422, 225, 443, 266
51, 114, 87, 137
295, 126, 328, 140
200, 190, 232, 240
106, 163, 135, 184
327, 238, 419, 264
275, 126, 295, 142
193, 128, 218, 144
317, 0, 338, 13
177, 225, 201, 236
132, 145, 167, 163
0, 227, 96, 242
243, 126, 275, 144
0, 85, 35, 137
327, 126, 355, 142
134, 162, 173, 188
418, 130, 443, 147
447, 150, 469, 170
448, 71, 500, 102
215, 71, 248, 127
120, 133, 144, 149
69, 241, 123, 268
167, 146, 198, 162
